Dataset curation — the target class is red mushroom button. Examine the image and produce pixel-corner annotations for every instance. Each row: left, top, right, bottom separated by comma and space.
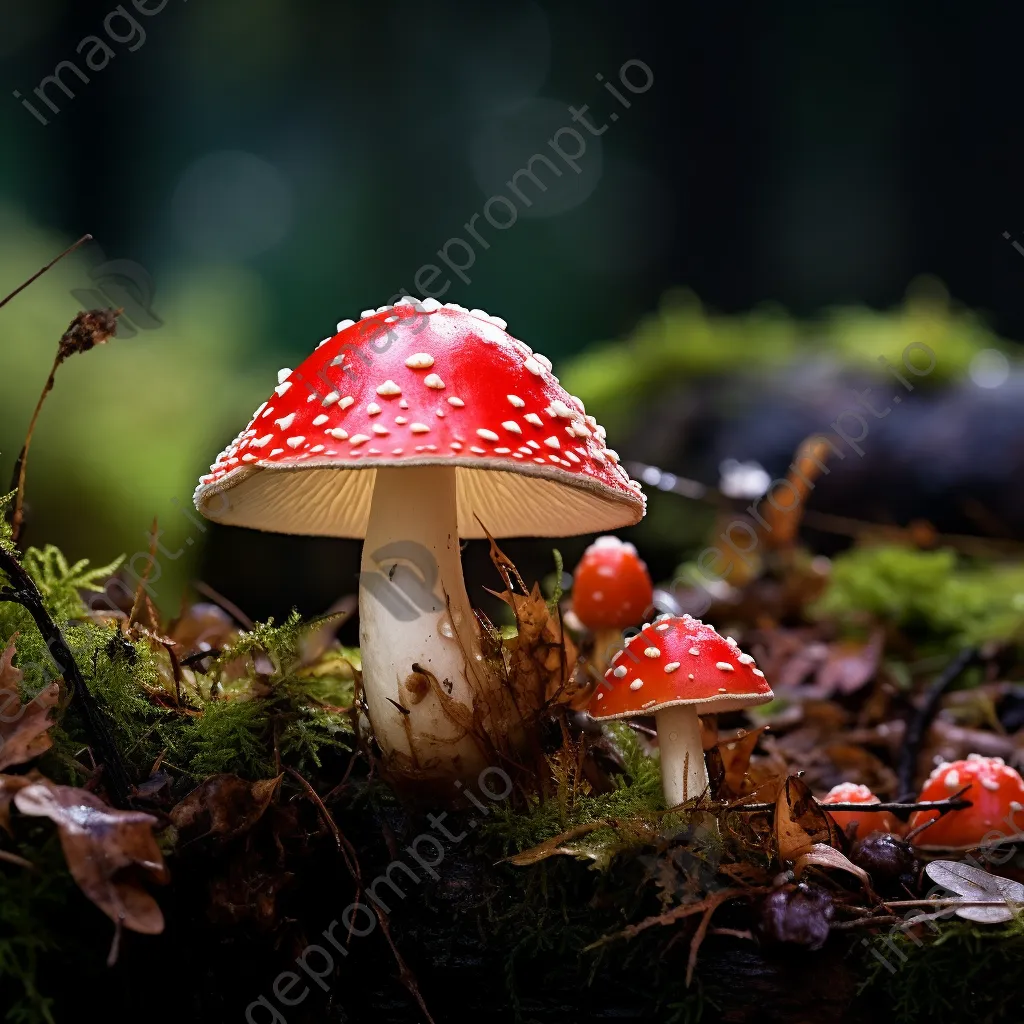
572, 536, 654, 671
587, 616, 773, 807
194, 299, 646, 785
909, 755, 1024, 851
821, 783, 900, 839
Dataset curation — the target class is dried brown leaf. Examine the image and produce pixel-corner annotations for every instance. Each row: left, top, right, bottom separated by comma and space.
0, 639, 60, 771
775, 775, 840, 862
718, 726, 769, 797
793, 843, 874, 895
169, 773, 282, 842
14, 781, 168, 934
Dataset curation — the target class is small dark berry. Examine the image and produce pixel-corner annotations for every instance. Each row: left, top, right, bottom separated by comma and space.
851, 831, 917, 886
759, 882, 834, 951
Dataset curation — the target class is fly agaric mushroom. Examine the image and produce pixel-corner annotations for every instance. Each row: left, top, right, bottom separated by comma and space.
193, 299, 645, 784
587, 615, 772, 807
908, 755, 1024, 850
572, 535, 653, 672
820, 783, 900, 839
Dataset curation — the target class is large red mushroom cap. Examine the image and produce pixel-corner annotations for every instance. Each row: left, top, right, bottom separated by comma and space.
588, 616, 773, 720
820, 783, 900, 839
193, 300, 644, 537
909, 755, 1024, 850
572, 536, 653, 631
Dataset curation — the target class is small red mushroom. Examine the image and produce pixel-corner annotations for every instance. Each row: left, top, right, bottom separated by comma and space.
820, 783, 900, 839
588, 615, 773, 807
909, 755, 1024, 850
572, 536, 653, 671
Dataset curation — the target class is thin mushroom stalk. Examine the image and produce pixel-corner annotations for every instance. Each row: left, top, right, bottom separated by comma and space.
654, 704, 708, 806
359, 465, 491, 777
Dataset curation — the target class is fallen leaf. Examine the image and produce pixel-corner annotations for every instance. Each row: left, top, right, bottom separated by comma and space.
925, 860, 1024, 924
718, 726, 769, 797
14, 781, 168, 934
815, 631, 884, 697
169, 774, 281, 843
775, 775, 841, 862
793, 843, 874, 895
0, 639, 60, 771
0, 773, 35, 833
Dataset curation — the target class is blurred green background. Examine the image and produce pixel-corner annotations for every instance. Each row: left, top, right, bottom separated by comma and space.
2, 0, 1024, 620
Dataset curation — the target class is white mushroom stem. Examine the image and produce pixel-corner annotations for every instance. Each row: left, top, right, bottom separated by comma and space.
654, 704, 709, 807
358, 465, 492, 781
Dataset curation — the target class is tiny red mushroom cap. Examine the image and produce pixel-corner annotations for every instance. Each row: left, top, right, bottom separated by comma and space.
572, 536, 653, 631
588, 616, 773, 720
821, 783, 900, 838
192, 300, 644, 538
909, 755, 1024, 850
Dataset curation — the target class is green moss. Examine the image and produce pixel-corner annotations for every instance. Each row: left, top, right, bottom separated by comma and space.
812, 545, 1024, 649
860, 916, 1024, 1023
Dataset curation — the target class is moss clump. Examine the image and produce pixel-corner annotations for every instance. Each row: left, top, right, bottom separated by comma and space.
812, 545, 1024, 648
860, 916, 1024, 1023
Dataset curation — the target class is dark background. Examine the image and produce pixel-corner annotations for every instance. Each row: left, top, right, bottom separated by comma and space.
2, 0, 1024, 624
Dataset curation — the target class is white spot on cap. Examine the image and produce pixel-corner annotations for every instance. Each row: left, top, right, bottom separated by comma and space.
527, 440, 540, 450
448, 396, 464, 407
337, 318, 355, 331
327, 428, 348, 440
339, 396, 354, 410
396, 416, 409, 425
349, 434, 370, 446
603, 449, 620, 464
424, 373, 445, 389
644, 647, 661, 659
535, 353, 553, 372
322, 391, 340, 407
286, 436, 305, 449
524, 413, 543, 428
629, 680, 644, 691
737, 653, 755, 666
450, 442, 463, 450
406, 353, 435, 369
655, 623, 671, 632
421, 298, 442, 312
471, 446, 487, 454
312, 414, 329, 426
277, 368, 292, 384
543, 436, 560, 449
494, 447, 511, 454
524, 357, 544, 375
752, 669, 765, 678
242, 453, 257, 462
275, 413, 296, 430
613, 665, 627, 678
411, 423, 430, 434
945, 770, 961, 788
689, 647, 700, 656
250, 435, 272, 448
367, 403, 382, 415
566, 452, 581, 463
507, 395, 525, 408
270, 448, 284, 456
275, 382, 292, 397
716, 662, 734, 672
372, 424, 389, 436
502, 421, 522, 434
376, 380, 401, 396
664, 662, 680, 673
550, 400, 573, 418
477, 428, 500, 442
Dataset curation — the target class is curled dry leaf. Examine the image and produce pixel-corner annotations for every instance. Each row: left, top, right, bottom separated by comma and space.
0, 639, 60, 771
718, 726, 769, 797
925, 860, 1024, 924
169, 773, 282, 843
13, 781, 168, 934
792, 843, 874, 895
775, 775, 841, 862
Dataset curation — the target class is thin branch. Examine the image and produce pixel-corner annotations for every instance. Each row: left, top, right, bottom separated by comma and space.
724, 795, 973, 815
0, 233, 91, 312
898, 647, 978, 798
